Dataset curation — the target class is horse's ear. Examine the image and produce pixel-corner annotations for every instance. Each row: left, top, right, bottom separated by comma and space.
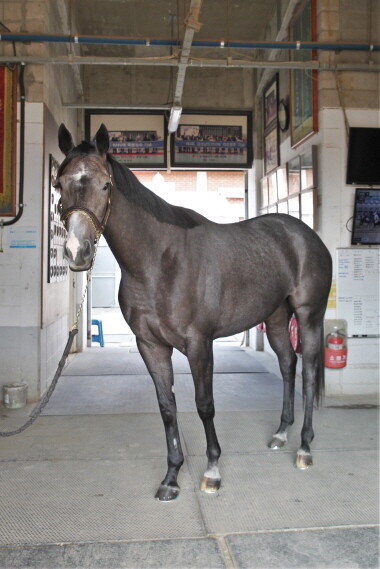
58, 124, 75, 156
95, 123, 110, 156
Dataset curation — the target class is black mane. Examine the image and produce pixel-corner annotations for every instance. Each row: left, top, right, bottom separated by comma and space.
107, 154, 204, 229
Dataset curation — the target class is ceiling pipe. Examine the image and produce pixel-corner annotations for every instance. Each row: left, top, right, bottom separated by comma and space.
0, 55, 378, 72
0, 32, 378, 52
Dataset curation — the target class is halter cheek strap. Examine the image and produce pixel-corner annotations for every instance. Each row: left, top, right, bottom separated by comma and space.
60, 172, 113, 243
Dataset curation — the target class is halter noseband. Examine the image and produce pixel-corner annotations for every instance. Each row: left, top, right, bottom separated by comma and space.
60, 169, 113, 244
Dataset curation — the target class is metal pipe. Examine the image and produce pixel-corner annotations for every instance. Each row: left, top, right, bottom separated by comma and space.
0, 55, 378, 72
0, 32, 378, 52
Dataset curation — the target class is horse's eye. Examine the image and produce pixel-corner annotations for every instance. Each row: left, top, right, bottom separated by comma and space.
53, 181, 61, 190
103, 182, 110, 191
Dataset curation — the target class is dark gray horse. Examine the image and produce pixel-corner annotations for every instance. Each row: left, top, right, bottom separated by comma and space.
56, 123, 332, 501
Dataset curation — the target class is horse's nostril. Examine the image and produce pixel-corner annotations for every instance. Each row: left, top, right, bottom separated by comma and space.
63, 242, 71, 261
83, 239, 92, 260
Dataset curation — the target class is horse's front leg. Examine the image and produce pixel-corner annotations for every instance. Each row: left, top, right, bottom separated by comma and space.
137, 338, 184, 501
187, 337, 222, 493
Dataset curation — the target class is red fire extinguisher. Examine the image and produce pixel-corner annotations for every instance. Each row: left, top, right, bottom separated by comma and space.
324, 328, 347, 368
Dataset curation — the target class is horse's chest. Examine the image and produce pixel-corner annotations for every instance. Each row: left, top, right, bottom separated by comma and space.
119, 277, 189, 346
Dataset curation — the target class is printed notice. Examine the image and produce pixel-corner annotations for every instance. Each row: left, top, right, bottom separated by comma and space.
337, 248, 380, 336
9, 227, 38, 249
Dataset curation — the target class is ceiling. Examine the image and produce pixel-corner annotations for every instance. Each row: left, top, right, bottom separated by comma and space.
64, 0, 281, 108
74, 0, 277, 45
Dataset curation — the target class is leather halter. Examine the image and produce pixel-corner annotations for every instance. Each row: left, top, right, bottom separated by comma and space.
60, 168, 113, 243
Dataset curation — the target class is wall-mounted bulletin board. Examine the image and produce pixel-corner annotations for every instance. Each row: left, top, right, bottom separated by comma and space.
337, 248, 379, 337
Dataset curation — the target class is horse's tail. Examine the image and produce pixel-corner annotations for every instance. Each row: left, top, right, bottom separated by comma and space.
301, 323, 325, 408
316, 325, 325, 406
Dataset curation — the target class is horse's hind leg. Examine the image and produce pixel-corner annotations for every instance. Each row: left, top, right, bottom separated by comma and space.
265, 301, 297, 450
136, 338, 184, 501
187, 336, 222, 493
293, 305, 325, 469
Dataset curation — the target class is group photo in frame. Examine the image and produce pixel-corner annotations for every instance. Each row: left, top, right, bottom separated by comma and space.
171, 110, 252, 169
85, 110, 167, 169
263, 75, 279, 174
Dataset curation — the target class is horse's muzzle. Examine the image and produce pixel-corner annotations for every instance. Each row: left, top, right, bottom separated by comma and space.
64, 237, 95, 272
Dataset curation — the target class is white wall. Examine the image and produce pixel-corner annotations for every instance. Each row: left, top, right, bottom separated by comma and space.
0, 103, 44, 400
0, 102, 82, 401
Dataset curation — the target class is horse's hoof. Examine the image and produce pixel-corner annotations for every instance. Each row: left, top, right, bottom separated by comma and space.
295, 450, 313, 469
268, 435, 287, 450
155, 484, 180, 501
200, 476, 221, 493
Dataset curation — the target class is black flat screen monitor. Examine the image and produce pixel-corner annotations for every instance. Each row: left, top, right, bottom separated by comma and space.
346, 127, 380, 186
351, 188, 380, 245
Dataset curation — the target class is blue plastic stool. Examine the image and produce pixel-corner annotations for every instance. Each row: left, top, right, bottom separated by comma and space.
91, 319, 104, 347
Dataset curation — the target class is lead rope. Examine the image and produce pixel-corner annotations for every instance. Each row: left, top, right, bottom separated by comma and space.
0, 243, 99, 437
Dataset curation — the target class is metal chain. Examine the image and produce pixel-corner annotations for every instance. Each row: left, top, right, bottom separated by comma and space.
0, 241, 100, 437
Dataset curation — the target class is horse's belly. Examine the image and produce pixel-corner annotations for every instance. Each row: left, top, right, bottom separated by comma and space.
210, 284, 287, 339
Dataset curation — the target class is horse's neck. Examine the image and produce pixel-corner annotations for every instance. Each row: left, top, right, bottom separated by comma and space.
103, 188, 164, 275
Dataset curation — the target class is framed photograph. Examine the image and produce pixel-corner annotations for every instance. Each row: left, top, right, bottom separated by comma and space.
0, 66, 17, 216
287, 156, 301, 194
263, 75, 278, 130
171, 110, 252, 168
268, 171, 278, 205
289, 0, 318, 147
264, 126, 279, 174
85, 110, 167, 169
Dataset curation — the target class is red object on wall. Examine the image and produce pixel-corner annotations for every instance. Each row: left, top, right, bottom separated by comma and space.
324, 329, 347, 368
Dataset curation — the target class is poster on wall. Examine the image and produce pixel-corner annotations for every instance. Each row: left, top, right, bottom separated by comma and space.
0, 66, 17, 216
171, 111, 252, 168
85, 110, 167, 168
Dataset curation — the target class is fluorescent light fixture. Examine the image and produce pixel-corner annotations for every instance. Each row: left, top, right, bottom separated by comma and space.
168, 106, 182, 133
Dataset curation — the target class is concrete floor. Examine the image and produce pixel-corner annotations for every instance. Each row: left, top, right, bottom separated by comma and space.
0, 310, 379, 568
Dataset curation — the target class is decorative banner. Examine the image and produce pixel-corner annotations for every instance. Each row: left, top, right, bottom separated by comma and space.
0, 66, 17, 216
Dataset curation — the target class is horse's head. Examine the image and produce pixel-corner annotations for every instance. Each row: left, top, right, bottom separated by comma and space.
56, 124, 112, 271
